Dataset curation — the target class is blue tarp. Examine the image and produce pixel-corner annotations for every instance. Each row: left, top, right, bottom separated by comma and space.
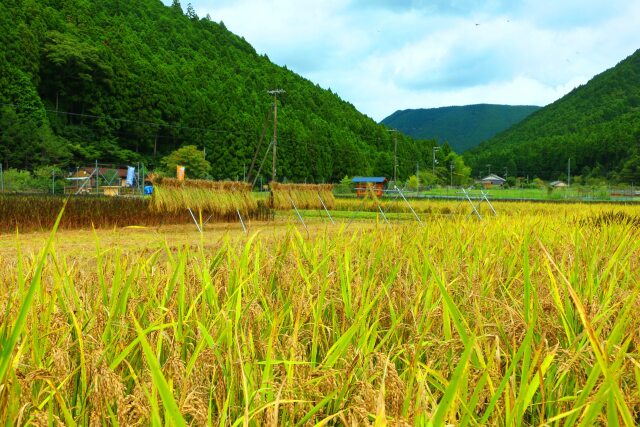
351, 176, 387, 183
126, 166, 136, 186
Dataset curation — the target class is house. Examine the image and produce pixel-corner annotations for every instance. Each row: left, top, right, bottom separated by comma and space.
352, 177, 388, 197
480, 174, 506, 188
550, 180, 567, 188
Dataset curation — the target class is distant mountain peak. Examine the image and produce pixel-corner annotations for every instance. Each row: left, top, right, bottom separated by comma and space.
381, 104, 540, 153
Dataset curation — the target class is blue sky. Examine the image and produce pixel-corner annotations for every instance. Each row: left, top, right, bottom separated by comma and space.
165, 0, 640, 121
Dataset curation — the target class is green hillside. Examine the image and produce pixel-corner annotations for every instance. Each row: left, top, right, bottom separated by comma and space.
464, 49, 640, 182
381, 104, 540, 153
0, 0, 442, 182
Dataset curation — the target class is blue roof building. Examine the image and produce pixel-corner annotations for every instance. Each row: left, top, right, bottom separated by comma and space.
351, 177, 388, 196
351, 177, 388, 184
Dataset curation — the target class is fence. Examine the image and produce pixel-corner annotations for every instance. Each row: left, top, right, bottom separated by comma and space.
335, 183, 640, 203
2, 164, 639, 204
0, 162, 148, 196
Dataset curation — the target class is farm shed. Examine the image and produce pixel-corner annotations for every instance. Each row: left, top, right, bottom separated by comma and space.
73, 166, 130, 187
352, 176, 388, 197
480, 174, 506, 188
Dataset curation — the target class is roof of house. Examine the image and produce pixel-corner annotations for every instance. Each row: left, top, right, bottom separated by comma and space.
352, 176, 388, 184
550, 180, 567, 187
78, 166, 129, 178
480, 174, 506, 182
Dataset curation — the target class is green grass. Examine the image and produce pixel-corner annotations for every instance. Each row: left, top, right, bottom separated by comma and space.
402, 186, 637, 201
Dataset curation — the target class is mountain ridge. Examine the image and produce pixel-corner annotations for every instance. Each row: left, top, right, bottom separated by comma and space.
381, 104, 540, 153
0, 0, 446, 182
463, 49, 640, 182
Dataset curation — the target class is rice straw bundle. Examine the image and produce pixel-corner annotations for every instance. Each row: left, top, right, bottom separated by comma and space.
151, 177, 257, 215
268, 182, 335, 210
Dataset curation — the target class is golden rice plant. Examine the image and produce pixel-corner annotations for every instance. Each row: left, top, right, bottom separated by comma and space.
335, 195, 629, 218
268, 182, 335, 210
0, 194, 190, 231
0, 193, 273, 232
151, 176, 258, 215
2, 203, 640, 425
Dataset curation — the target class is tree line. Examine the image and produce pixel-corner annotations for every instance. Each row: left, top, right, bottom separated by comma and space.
0, 0, 471, 184
464, 49, 640, 183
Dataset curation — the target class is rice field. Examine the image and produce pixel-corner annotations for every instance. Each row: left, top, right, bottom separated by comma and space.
0, 193, 272, 234
1, 201, 640, 425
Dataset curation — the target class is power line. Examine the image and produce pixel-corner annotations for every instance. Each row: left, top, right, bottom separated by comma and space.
1, 102, 240, 134
0, 101, 426, 149
1, 101, 437, 174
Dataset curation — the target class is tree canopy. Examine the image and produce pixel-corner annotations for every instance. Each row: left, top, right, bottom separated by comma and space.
161, 145, 210, 179
464, 49, 640, 183
382, 104, 540, 153
0, 0, 455, 183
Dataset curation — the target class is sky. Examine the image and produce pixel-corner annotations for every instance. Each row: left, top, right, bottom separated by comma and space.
167, 0, 640, 121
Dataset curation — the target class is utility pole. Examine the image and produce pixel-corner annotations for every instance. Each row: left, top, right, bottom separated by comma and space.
95, 160, 99, 195
52, 170, 56, 195
504, 167, 508, 180
486, 164, 492, 175
567, 158, 571, 188
450, 162, 454, 187
387, 129, 398, 182
268, 89, 285, 182
432, 146, 440, 176
154, 133, 158, 159
394, 133, 398, 182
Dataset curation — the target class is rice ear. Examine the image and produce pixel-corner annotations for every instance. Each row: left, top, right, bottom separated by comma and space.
151, 179, 257, 215
268, 182, 335, 210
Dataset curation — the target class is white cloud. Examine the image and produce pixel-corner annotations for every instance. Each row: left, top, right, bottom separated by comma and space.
174, 0, 640, 121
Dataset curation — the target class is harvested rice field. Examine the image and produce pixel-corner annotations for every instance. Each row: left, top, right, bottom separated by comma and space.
1, 201, 640, 425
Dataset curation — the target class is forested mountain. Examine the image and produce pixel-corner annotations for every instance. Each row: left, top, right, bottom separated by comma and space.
0, 0, 440, 182
464, 49, 640, 182
381, 104, 540, 153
